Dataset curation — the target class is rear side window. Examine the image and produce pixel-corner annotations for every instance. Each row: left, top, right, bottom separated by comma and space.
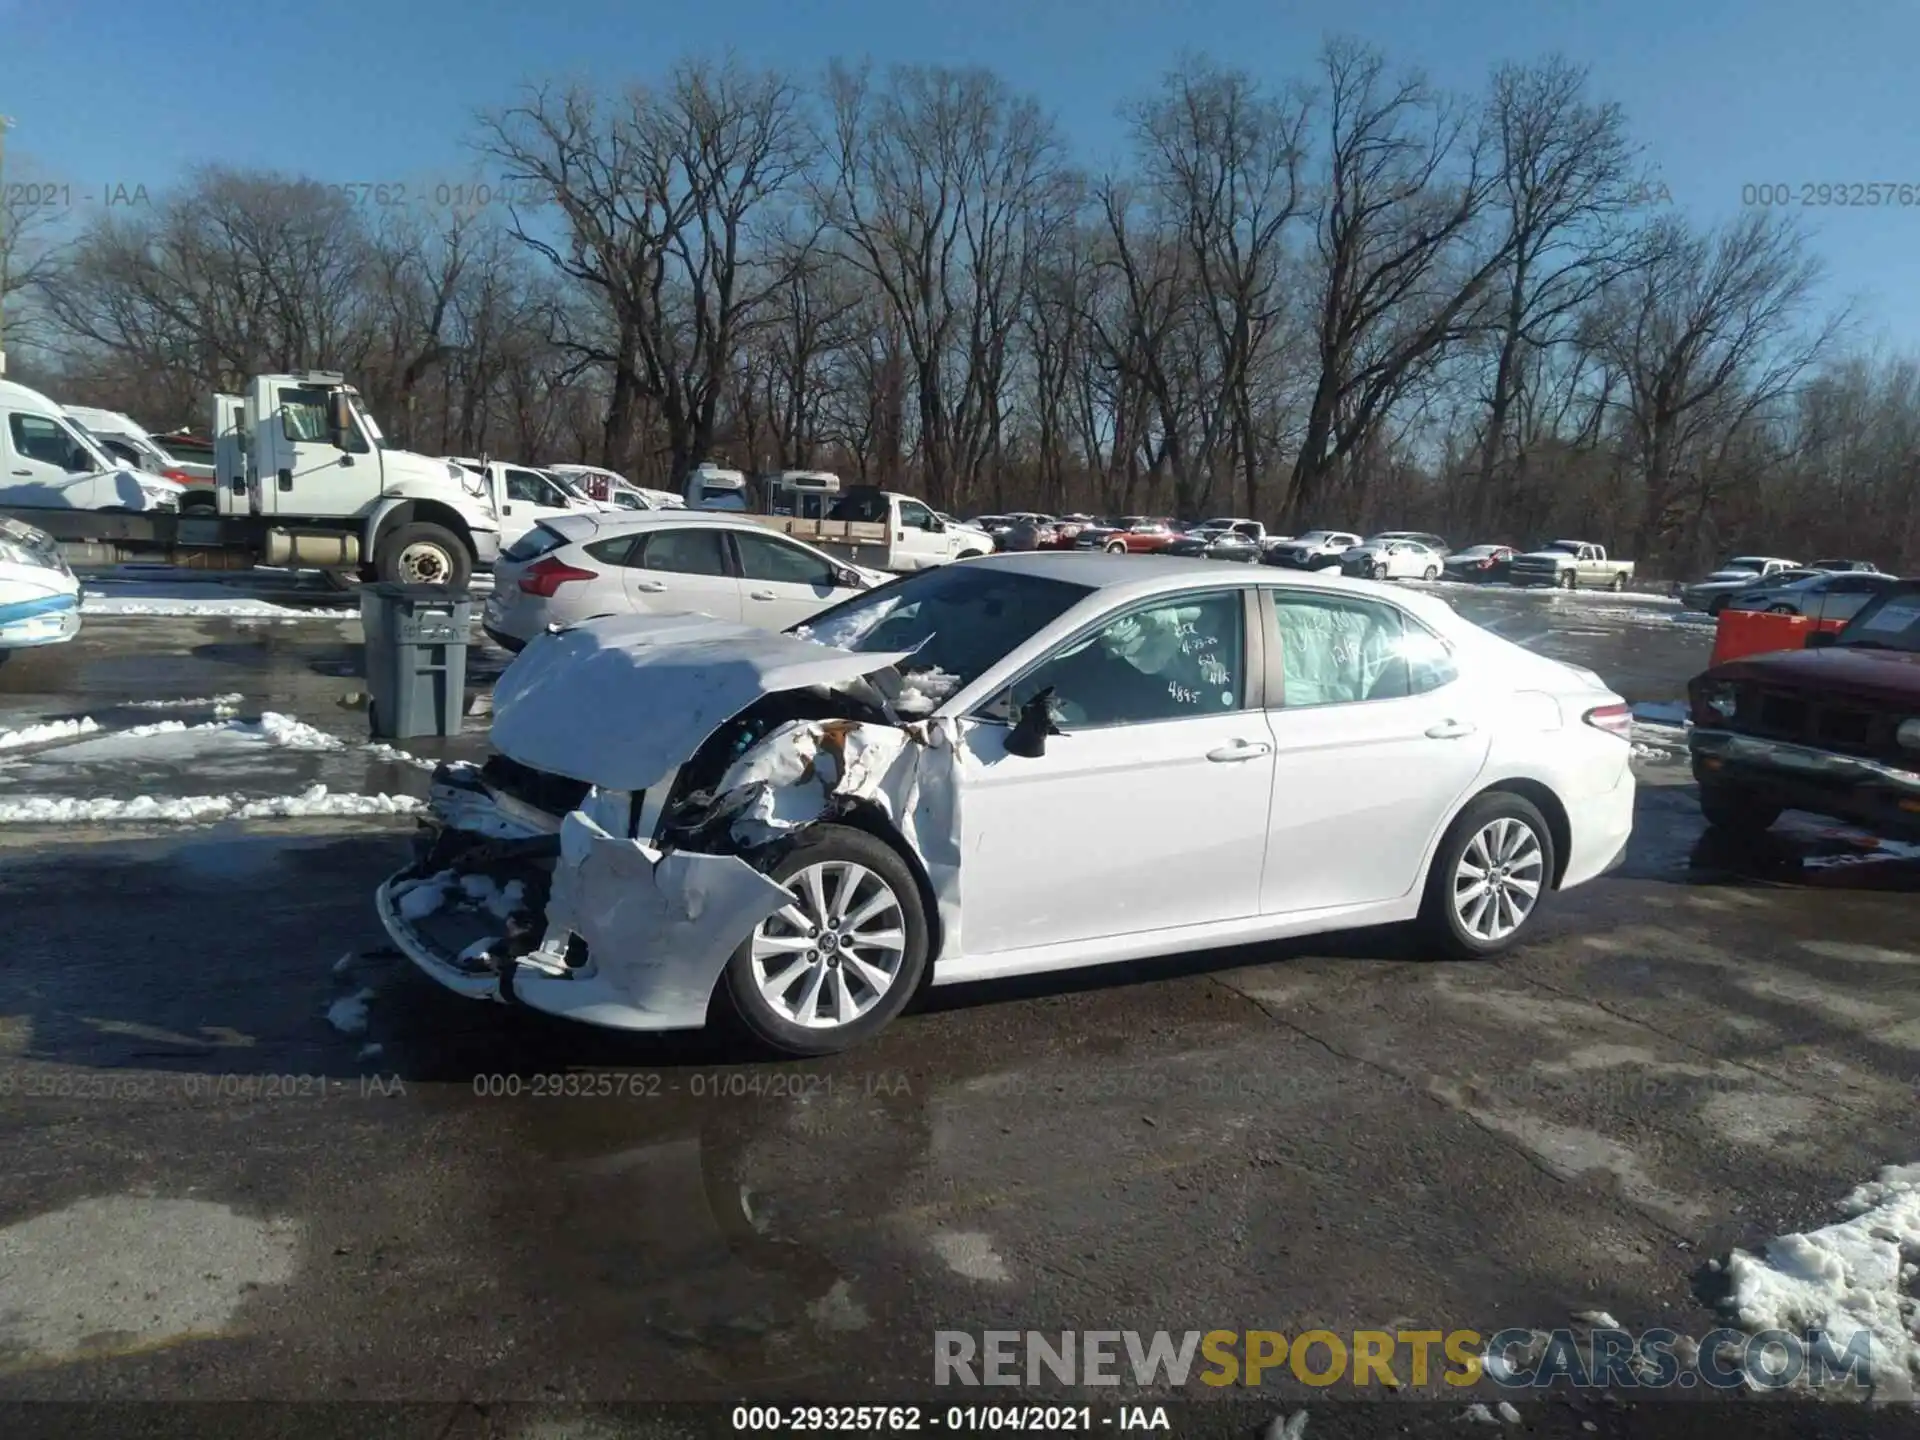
583, 535, 641, 566
1267, 592, 1457, 706
640, 528, 730, 577
502, 525, 569, 563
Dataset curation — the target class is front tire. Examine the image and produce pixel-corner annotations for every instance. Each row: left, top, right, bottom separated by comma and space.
374, 522, 471, 589
1698, 783, 1781, 833
723, 825, 930, 1057
1557, 570, 1576, 590
1419, 792, 1555, 960
1105, 540, 1128, 554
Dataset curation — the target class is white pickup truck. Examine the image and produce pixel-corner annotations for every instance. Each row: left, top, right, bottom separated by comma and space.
1508, 540, 1635, 591
447, 458, 604, 549
752, 486, 992, 572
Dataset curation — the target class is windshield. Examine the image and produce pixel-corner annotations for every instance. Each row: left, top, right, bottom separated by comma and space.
346, 399, 389, 450
544, 471, 594, 503
791, 566, 1094, 703
1835, 586, 1920, 652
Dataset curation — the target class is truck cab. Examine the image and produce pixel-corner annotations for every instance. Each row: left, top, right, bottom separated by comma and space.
214, 373, 499, 586
823, 487, 986, 569
447, 458, 599, 548
685, 462, 751, 511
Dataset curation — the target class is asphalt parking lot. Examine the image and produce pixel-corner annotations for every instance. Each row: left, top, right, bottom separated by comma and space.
1, 577, 1916, 1432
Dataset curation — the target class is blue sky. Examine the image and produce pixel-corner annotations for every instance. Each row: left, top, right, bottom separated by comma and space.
7, 0, 1919, 345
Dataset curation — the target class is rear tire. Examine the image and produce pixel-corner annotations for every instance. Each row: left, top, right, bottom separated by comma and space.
723, 824, 930, 1058
1418, 792, 1556, 960
1698, 783, 1781, 833
1423, 565, 1440, 581
374, 522, 470, 589
1609, 572, 1627, 591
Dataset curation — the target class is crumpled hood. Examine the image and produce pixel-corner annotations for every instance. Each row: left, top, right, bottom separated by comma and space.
489, 611, 914, 792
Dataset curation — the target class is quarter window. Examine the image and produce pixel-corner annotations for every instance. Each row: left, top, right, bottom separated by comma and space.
1267, 593, 1456, 706
583, 535, 641, 566
1012, 590, 1245, 728
733, 531, 837, 588
639, 527, 730, 577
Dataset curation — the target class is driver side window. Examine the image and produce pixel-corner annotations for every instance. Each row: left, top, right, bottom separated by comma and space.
898, 499, 935, 530
504, 469, 547, 504
1011, 590, 1245, 729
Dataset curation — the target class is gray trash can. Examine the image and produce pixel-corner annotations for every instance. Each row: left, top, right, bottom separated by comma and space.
361, 583, 472, 739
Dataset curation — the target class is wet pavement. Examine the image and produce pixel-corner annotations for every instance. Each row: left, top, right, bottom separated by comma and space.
0, 577, 1915, 1429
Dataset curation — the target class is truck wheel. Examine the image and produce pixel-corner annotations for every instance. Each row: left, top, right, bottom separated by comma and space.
722, 824, 930, 1058
1609, 573, 1627, 591
375, 522, 470, 589
1698, 783, 1781, 833
1558, 570, 1576, 590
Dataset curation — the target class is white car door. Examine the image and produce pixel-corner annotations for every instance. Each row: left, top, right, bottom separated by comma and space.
498, 467, 578, 544
621, 526, 744, 622
957, 587, 1275, 956
727, 528, 861, 628
1256, 588, 1492, 915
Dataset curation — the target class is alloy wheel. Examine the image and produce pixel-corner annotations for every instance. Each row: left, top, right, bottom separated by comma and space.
749, 861, 907, 1029
1452, 817, 1544, 943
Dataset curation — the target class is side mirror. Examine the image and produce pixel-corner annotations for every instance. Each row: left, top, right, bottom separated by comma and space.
1805, 630, 1838, 649
325, 391, 353, 450
836, 566, 865, 588
1005, 688, 1064, 758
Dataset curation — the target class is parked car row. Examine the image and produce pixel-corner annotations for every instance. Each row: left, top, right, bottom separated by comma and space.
1676, 555, 1888, 616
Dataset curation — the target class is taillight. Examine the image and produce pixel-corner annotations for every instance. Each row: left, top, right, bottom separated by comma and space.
161, 468, 199, 484
518, 557, 597, 597
1584, 703, 1634, 741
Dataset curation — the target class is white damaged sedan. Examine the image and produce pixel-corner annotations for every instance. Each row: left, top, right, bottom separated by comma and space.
378, 553, 1636, 1056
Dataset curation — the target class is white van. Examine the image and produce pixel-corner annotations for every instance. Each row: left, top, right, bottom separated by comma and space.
63, 405, 213, 483
0, 381, 187, 511
684, 462, 751, 511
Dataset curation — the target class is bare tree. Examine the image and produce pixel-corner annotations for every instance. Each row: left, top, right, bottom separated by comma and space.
484, 58, 812, 484
817, 62, 1067, 507
1287, 40, 1514, 520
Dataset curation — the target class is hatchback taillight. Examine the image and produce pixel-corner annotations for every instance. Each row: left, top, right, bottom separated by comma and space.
1584, 703, 1634, 741
518, 557, 598, 597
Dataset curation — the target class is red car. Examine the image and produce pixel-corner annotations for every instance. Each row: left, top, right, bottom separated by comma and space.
1073, 516, 1178, 554
1687, 579, 1920, 837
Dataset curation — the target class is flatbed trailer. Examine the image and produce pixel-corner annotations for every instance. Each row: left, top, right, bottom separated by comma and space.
0, 506, 357, 572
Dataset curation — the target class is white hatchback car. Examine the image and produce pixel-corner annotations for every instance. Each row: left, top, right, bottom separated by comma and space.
383, 554, 1636, 1057
482, 511, 889, 650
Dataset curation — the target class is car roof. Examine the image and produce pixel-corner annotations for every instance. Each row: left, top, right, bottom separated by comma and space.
965, 550, 1465, 622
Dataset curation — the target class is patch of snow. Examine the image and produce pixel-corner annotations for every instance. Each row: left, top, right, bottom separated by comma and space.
1496, 1402, 1520, 1424
894, 666, 961, 716
395, 873, 453, 920
325, 988, 375, 1036
243, 712, 345, 751
797, 594, 904, 650
1723, 1161, 1920, 1396
81, 591, 355, 620
331, 951, 355, 977
929, 1230, 1011, 1283
364, 742, 435, 770
0, 717, 101, 751
1460, 1404, 1500, 1425
1572, 1309, 1620, 1329
0, 786, 422, 825
125, 693, 245, 713
356, 1043, 384, 1062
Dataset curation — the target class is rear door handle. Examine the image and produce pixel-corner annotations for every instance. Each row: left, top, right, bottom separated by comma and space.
635, 580, 667, 593
748, 589, 776, 601
1426, 720, 1477, 739
1207, 740, 1273, 762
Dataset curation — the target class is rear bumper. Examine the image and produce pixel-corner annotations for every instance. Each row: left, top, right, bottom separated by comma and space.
1560, 765, 1637, 890
1690, 728, 1920, 839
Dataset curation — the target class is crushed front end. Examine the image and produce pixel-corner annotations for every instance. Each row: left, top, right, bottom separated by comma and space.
374, 613, 963, 1034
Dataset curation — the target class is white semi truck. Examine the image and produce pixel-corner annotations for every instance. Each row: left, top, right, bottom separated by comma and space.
0, 372, 499, 587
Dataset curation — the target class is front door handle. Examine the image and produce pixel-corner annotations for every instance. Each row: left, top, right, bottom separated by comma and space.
634, 580, 667, 593
748, 589, 776, 601
1426, 720, 1477, 739
10, 469, 29, 476
1207, 740, 1273, 762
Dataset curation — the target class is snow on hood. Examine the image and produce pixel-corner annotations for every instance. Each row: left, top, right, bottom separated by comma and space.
488, 611, 916, 792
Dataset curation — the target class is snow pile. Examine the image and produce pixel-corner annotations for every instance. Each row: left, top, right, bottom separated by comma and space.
894, 666, 961, 716
1723, 1162, 1920, 1395
243, 713, 345, 751
0, 718, 100, 751
0, 785, 422, 825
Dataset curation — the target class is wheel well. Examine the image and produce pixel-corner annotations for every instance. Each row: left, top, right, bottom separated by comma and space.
1473, 778, 1573, 889
372, 500, 473, 554
828, 799, 948, 967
